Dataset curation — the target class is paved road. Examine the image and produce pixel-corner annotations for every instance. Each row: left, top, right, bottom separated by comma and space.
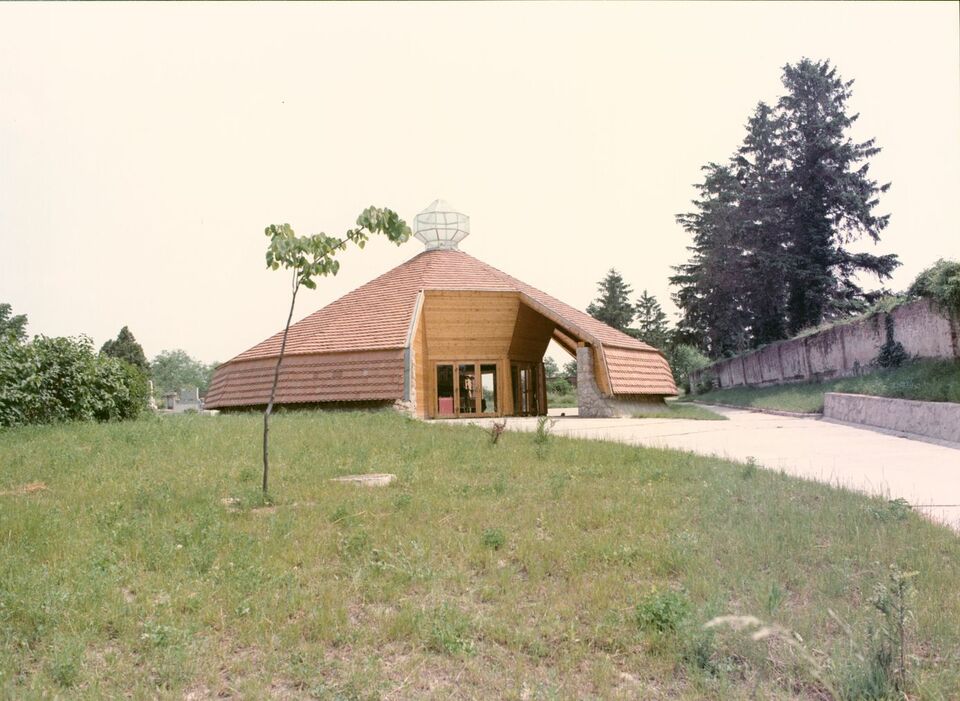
445, 407, 960, 531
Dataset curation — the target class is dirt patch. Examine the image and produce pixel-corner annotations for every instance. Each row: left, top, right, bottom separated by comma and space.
0, 481, 48, 497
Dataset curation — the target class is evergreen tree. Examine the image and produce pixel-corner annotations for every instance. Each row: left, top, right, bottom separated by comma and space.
671, 164, 752, 357
100, 326, 148, 371
586, 269, 634, 331
671, 59, 899, 355
734, 102, 790, 346
778, 58, 899, 332
633, 289, 670, 349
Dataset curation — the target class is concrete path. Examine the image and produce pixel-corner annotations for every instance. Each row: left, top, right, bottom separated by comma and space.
446, 407, 960, 531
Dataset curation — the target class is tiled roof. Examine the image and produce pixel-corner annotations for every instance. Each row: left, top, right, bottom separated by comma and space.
231, 249, 653, 361
206, 248, 677, 408
204, 350, 404, 408
603, 346, 677, 396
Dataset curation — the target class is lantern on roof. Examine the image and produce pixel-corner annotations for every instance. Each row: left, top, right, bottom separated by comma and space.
413, 199, 470, 250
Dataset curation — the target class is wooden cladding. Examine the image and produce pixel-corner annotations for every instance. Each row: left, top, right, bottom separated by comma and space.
414, 290, 556, 418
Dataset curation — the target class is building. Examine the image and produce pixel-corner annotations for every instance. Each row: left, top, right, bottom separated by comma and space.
204, 201, 676, 418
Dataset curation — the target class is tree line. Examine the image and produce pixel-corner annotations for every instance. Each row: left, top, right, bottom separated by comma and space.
670, 58, 898, 358
0, 302, 217, 427
583, 269, 709, 392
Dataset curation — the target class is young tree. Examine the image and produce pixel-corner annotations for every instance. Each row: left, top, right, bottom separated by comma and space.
562, 359, 578, 379
0, 303, 28, 343
586, 269, 634, 331
633, 289, 670, 349
778, 58, 899, 332
261, 207, 411, 494
101, 326, 149, 372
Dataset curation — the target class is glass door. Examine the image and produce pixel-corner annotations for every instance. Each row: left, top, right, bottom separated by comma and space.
435, 362, 498, 417
511, 362, 541, 416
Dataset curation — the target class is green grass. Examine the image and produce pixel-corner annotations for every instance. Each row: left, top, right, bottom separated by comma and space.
633, 404, 727, 421
688, 359, 960, 414
547, 390, 578, 408
1, 411, 959, 698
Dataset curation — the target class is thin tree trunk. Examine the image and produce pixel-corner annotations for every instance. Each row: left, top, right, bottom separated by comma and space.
263, 279, 299, 494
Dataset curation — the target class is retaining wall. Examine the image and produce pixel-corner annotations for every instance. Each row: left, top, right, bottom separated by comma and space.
824, 392, 960, 444
690, 299, 959, 392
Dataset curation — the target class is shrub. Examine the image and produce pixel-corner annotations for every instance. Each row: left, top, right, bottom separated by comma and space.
665, 344, 711, 392
547, 377, 572, 395
907, 258, 960, 313
0, 335, 148, 427
874, 316, 908, 369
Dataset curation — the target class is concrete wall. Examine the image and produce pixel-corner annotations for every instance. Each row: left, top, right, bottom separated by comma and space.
690, 299, 959, 392
577, 346, 666, 417
824, 392, 960, 444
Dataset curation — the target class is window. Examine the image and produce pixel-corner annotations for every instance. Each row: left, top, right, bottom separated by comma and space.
480, 364, 497, 414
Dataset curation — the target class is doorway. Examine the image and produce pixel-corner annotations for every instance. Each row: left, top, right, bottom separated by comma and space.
511, 362, 542, 416
435, 362, 499, 417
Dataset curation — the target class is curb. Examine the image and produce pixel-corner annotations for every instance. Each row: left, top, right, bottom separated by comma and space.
687, 400, 821, 419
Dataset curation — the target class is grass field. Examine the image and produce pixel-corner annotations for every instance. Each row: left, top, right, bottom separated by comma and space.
2, 411, 959, 699
546, 390, 578, 408
686, 359, 960, 414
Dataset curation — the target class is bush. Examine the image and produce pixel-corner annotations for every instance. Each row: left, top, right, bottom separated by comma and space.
665, 344, 711, 392
0, 335, 148, 427
547, 377, 572, 395
908, 259, 960, 313
875, 316, 908, 369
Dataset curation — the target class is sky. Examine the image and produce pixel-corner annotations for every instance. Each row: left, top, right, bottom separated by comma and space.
1, 1, 957, 366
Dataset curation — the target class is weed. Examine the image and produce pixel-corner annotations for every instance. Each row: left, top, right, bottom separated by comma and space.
424, 605, 474, 655
765, 582, 786, 615
46, 639, 81, 688
741, 456, 758, 479
866, 566, 917, 694
481, 528, 506, 551
869, 497, 912, 522
635, 588, 690, 634
533, 416, 555, 459
488, 419, 507, 445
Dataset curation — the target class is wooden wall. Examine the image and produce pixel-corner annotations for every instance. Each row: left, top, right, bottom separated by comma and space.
412, 291, 557, 418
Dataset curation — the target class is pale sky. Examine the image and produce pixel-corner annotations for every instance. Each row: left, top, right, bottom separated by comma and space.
1, 2, 957, 366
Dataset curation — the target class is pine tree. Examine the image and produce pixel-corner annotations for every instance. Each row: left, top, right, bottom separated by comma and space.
633, 290, 670, 349
671, 164, 752, 357
779, 58, 899, 332
586, 269, 635, 331
100, 326, 149, 372
734, 102, 790, 346
671, 59, 899, 354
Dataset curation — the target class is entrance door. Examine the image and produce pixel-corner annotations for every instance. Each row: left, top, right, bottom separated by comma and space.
511, 362, 541, 416
435, 362, 499, 418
